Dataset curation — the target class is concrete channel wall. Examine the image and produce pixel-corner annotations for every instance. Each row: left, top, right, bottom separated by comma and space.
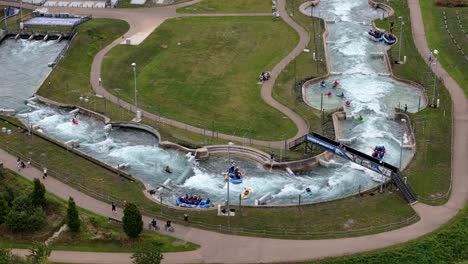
31, 96, 338, 173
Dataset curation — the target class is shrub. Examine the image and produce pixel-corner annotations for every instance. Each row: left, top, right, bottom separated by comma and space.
0, 193, 9, 224
28, 242, 51, 264
4, 195, 46, 232
123, 203, 143, 238
66, 197, 80, 232
5, 208, 46, 232
131, 241, 164, 264
30, 178, 46, 208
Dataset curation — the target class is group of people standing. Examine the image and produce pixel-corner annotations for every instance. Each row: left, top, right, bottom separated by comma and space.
16, 157, 30, 171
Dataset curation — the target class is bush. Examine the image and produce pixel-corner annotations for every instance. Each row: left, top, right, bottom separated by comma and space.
30, 179, 46, 208
0, 193, 9, 224
123, 203, 143, 239
5, 208, 46, 233
4, 195, 46, 232
66, 197, 80, 232
28, 242, 51, 264
131, 241, 164, 264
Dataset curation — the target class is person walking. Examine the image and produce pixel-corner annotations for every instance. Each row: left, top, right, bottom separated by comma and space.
43, 167, 47, 179
111, 202, 116, 214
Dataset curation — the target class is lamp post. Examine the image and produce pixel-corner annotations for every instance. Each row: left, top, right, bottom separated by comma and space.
399, 119, 407, 170
4, 8, 7, 29
131, 62, 137, 108
226, 141, 234, 230
398, 16, 404, 63
431, 49, 439, 104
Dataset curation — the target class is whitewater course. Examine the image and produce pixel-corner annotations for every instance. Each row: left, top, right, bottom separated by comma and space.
4, 0, 425, 207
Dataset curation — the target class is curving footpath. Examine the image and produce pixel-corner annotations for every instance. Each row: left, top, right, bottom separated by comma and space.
84, 0, 310, 149
1, 0, 467, 263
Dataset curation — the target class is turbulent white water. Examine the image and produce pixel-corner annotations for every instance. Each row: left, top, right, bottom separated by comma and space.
18, 104, 378, 206
0, 39, 67, 110
304, 0, 423, 168
11, 0, 423, 206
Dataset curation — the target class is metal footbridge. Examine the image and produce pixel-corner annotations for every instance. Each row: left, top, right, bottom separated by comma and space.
292, 133, 418, 204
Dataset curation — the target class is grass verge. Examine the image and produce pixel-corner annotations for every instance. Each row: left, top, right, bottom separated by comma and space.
177, 0, 271, 13
271, 0, 328, 136
102, 16, 298, 140
374, 0, 452, 204
419, 0, 467, 96
311, 205, 468, 263
0, 115, 416, 239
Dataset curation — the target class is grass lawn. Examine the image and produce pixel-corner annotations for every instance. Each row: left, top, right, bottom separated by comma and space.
50, 208, 198, 253
0, 115, 416, 239
38, 18, 130, 101
33, 18, 316, 160
177, 0, 271, 13
0, 169, 197, 252
312, 204, 468, 263
102, 16, 298, 141
420, 0, 467, 96
374, 0, 452, 204
271, 0, 328, 135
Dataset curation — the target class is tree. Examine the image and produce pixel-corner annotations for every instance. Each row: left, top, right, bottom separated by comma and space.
30, 179, 46, 208
28, 242, 51, 264
0, 193, 9, 224
66, 197, 80, 232
5, 195, 45, 232
122, 203, 143, 238
131, 242, 164, 264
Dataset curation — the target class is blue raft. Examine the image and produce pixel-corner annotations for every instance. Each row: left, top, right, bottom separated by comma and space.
383, 33, 397, 45
176, 198, 210, 208
229, 173, 243, 184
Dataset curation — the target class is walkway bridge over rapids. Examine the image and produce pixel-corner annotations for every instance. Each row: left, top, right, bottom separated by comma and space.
290, 133, 418, 204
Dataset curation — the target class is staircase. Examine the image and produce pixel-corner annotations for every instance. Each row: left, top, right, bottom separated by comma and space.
391, 171, 418, 204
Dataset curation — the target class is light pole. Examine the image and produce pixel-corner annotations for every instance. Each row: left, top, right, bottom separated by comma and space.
131, 62, 137, 108
398, 16, 404, 63
226, 141, 234, 230
431, 49, 439, 104
4, 8, 7, 29
399, 119, 407, 170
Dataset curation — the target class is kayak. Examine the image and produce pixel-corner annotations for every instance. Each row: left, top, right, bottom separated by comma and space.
306, 188, 313, 196
336, 93, 345, 98
241, 187, 253, 199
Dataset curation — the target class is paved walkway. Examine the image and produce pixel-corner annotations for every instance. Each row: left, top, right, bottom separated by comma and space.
1, 0, 467, 263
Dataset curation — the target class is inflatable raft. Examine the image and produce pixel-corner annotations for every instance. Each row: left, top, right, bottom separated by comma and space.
230, 177, 243, 184
176, 198, 210, 209
383, 33, 397, 45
